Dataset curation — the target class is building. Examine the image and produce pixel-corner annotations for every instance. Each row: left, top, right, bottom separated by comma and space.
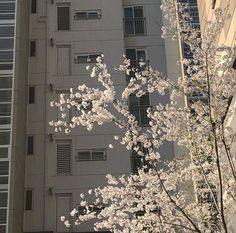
0, 0, 30, 233
0, 0, 182, 233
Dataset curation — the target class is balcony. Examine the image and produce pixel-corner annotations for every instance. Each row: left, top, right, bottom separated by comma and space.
124, 17, 146, 36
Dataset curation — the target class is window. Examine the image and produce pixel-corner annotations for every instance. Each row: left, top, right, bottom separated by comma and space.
131, 144, 149, 174
233, 58, 236, 69
211, 0, 216, 9
74, 53, 102, 64
31, 0, 37, 14
0, 131, 10, 146
0, 26, 14, 38
77, 204, 104, 215
57, 46, 71, 75
74, 10, 101, 20
57, 141, 71, 175
0, 77, 12, 125
57, 5, 70, 31
124, 6, 146, 36
27, 136, 34, 155
129, 93, 150, 126
125, 48, 147, 81
0, 148, 8, 159
76, 149, 106, 161
29, 40, 36, 57
0, 104, 11, 125
25, 189, 33, 211
0, 90, 11, 103
126, 48, 146, 63
28, 86, 35, 104
0, 161, 8, 185
0, 2, 15, 20
0, 191, 8, 229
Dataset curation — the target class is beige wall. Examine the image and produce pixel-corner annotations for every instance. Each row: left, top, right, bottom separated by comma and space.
24, 0, 176, 232
197, 0, 236, 47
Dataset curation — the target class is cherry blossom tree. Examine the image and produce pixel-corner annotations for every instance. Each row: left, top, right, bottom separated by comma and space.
50, 1, 236, 232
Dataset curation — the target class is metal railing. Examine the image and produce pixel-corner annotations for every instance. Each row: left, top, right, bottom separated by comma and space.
124, 17, 146, 36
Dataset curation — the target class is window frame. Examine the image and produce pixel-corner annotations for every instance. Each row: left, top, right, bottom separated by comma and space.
29, 40, 36, 57
25, 189, 33, 211
76, 148, 106, 161
123, 5, 146, 36
0, 161, 9, 185
31, 0, 37, 14
74, 10, 102, 20
57, 4, 70, 31
27, 135, 34, 156
129, 93, 151, 127
28, 86, 35, 104
74, 53, 102, 64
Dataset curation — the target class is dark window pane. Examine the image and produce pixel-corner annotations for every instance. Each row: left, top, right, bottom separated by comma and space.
0, 104, 11, 116
0, 177, 8, 185
75, 11, 87, 19
140, 94, 149, 106
0, 3, 15, 14
0, 77, 12, 88
233, 59, 236, 69
0, 14, 15, 20
0, 148, 8, 159
126, 49, 136, 60
57, 6, 70, 30
0, 26, 14, 38
28, 86, 35, 104
129, 95, 139, 106
25, 190, 33, 211
0, 90, 11, 102
0, 162, 9, 176
31, 0, 37, 13
0, 225, 6, 233
0, 39, 14, 50
0, 131, 10, 145
0, 51, 13, 62
134, 6, 143, 18
0, 209, 6, 224
124, 7, 133, 18
0, 193, 7, 208
29, 41, 36, 57
27, 136, 34, 155
0, 64, 13, 70
0, 118, 10, 125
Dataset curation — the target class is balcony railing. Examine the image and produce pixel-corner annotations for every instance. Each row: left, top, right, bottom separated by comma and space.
124, 17, 146, 36
129, 106, 150, 126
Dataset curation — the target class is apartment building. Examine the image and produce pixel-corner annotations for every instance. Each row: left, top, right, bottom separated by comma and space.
0, 0, 30, 233
0, 0, 182, 233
